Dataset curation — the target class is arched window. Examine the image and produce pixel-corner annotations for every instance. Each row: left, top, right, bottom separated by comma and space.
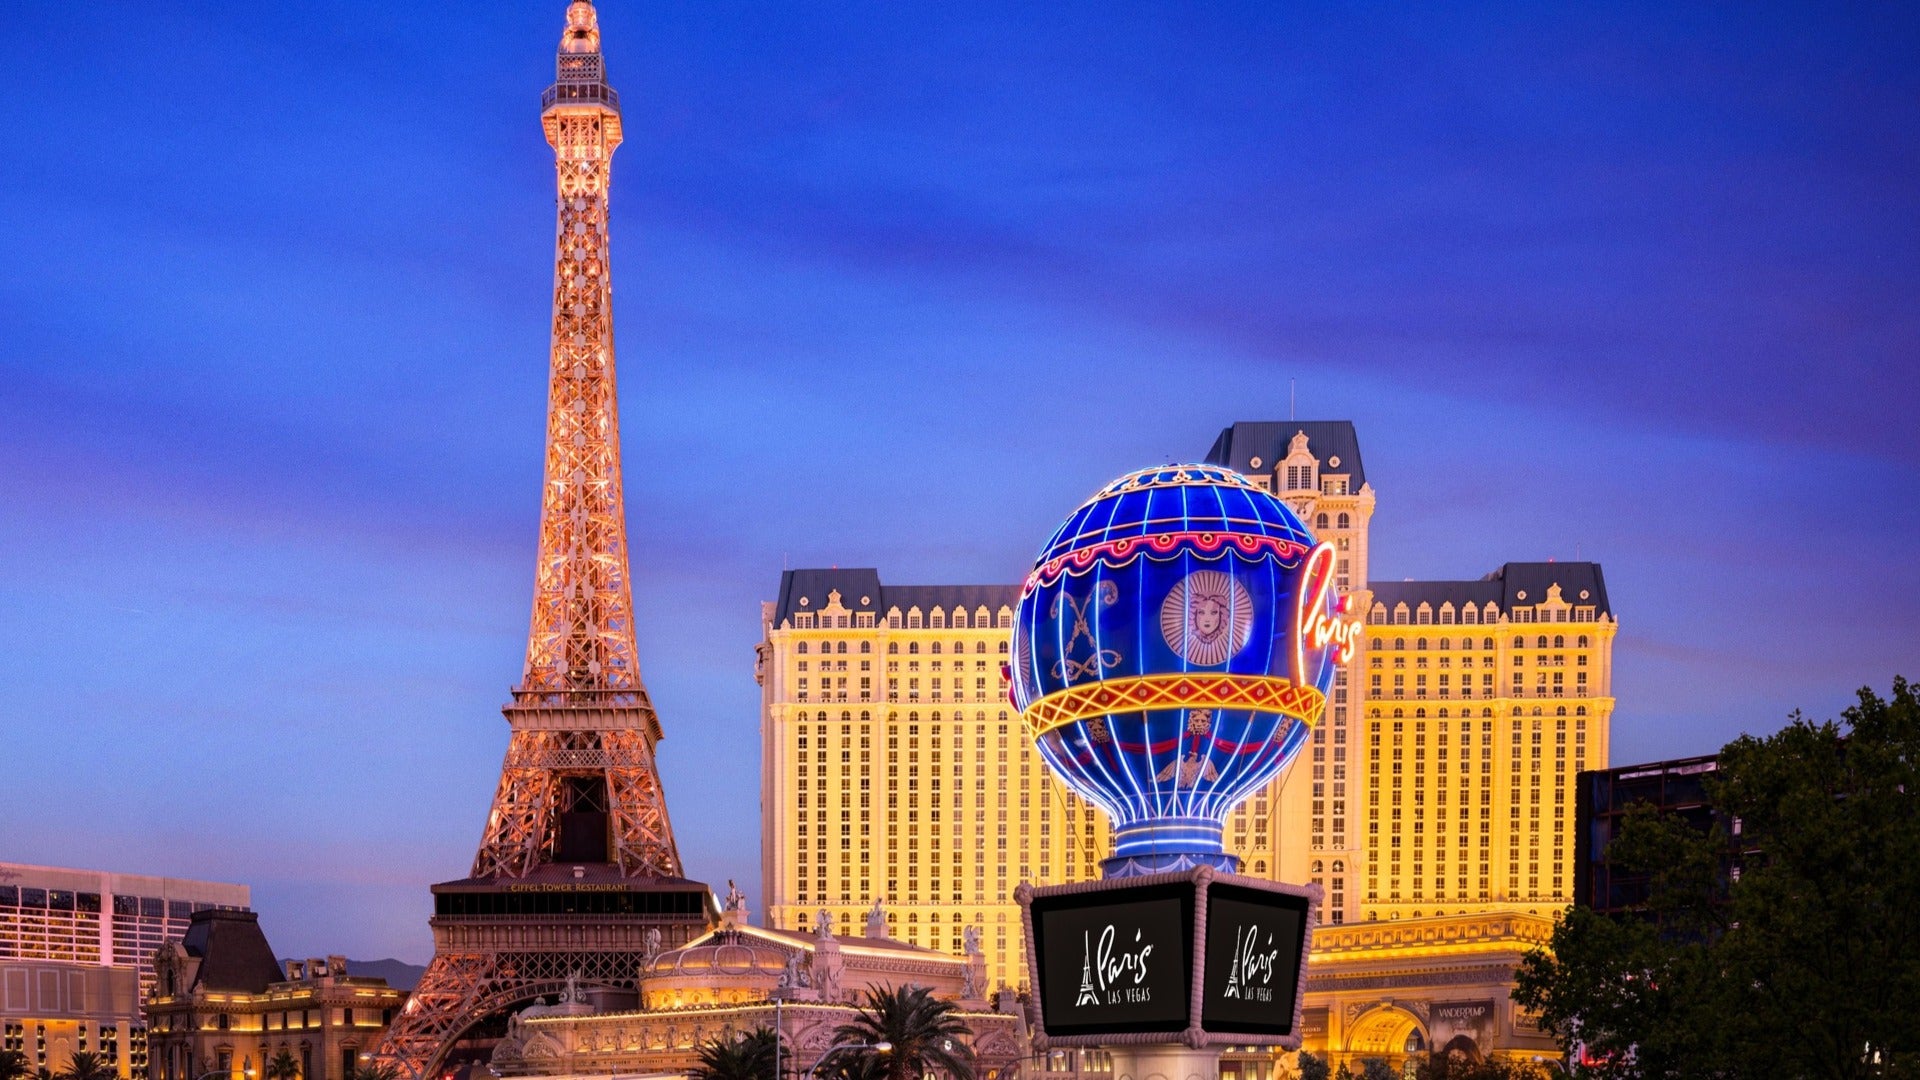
796, 642, 808, 654
1416, 638, 1428, 650
1311, 861, 1324, 874
1370, 637, 1383, 650
1393, 708, 1405, 718
1415, 708, 1427, 718
1577, 635, 1590, 648
1333, 860, 1345, 872
836, 641, 848, 654
1316, 513, 1329, 531
1576, 706, 1588, 716
887, 642, 899, 654
1513, 636, 1525, 648
1556, 706, 1567, 716
953, 641, 965, 654
908, 642, 920, 654
1553, 635, 1565, 648
1337, 512, 1350, 529
997, 640, 1009, 653
930, 642, 942, 654
1438, 708, 1449, 718
1438, 638, 1450, 650
1395, 639, 1406, 651
1483, 637, 1495, 650
860, 641, 871, 654
1536, 635, 1549, 648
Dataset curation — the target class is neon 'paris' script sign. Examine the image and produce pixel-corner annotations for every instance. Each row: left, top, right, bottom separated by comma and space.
1295, 542, 1362, 681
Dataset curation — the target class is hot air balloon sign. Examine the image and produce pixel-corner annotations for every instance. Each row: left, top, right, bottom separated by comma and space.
1010, 464, 1361, 876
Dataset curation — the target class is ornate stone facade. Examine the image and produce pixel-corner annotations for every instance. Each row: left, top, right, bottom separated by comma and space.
491, 899, 1019, 1079
1292, 911, 1559, 1065
146, 913, 408, 1080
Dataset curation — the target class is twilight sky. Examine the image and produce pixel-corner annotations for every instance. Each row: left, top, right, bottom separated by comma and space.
1, 2, 1915, 963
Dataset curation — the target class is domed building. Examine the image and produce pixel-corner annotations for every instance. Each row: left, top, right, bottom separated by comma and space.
490, 890, 1031, 1080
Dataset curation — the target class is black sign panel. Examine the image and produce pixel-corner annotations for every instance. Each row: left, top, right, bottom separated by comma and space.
1029, 882, 1194, 1038
1199, 882, 1309, 1035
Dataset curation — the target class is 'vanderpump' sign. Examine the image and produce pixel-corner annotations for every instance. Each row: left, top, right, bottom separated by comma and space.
1018, 870, 1316, 1048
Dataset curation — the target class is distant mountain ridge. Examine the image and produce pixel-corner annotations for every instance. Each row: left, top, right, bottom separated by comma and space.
280, 957, 425, 991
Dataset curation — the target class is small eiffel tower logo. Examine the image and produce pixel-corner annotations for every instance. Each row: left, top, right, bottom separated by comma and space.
1223, 947, 1242, 1000
1076, 932, 1100, 1007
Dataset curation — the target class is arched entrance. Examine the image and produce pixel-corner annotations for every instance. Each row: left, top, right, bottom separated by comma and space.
1342, 1003, 1429, 1063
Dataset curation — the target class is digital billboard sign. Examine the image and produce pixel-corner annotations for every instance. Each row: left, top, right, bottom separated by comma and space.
1029, 882, 1194, 1038
1021, 871, 1315, 1048
1199, 882, 1309, 1035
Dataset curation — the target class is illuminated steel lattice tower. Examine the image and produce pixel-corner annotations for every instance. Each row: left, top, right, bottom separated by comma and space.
378, 7, 712, 1078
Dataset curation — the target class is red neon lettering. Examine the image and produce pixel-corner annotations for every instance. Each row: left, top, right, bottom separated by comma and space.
1295, 543, 1362, 682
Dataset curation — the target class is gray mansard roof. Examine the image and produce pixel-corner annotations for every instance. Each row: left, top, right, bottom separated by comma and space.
1204, 420, 1367, 488
1370, 561, 1611, 618
773, 569, 1020, 627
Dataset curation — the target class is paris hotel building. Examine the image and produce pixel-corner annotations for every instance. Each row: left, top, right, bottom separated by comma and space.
757, 421, 1614, 988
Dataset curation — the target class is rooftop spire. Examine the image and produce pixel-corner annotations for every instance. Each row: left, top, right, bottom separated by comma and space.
559, 1, 601, 57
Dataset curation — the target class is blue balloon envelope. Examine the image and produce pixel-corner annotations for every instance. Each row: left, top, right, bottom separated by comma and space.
1011, 464, 1357, 876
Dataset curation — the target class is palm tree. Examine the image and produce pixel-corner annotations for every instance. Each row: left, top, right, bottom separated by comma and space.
831, 985, 976, 1080
692, 1027, 778, 1080
56, 1052, 114, 1080
0, 1050, 30, 1080
264, 1050, 300, 1080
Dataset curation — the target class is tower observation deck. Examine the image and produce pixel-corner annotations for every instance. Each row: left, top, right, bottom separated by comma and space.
376, 6, 714, 1077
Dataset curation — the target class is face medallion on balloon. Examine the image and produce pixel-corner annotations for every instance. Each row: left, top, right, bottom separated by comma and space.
1161, 570, 1253, 666
1009, 463, 1361, 877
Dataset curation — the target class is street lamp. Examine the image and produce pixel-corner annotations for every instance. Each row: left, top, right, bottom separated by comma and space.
805, 1042, 894, 1080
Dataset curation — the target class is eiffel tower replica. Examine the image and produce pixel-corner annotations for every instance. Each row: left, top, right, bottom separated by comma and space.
378, 5, 714, 1077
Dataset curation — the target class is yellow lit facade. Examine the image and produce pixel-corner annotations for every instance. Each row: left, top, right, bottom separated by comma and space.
1206, 422, 1615, 924
759, 420, 1614, 1005
756, 578, 1109, 991
1356, 581, 1615, 920
1207, 423, 1376, 926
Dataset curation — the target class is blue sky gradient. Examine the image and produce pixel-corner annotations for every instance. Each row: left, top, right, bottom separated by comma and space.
1, 2, 1915, 962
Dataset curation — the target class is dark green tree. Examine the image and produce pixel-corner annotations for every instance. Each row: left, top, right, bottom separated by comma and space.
1515, 679, 1920, 1080
1299, 1052, 1330, 1080
0, 1051, 29, 1080
1332, 1063, 1355, 1080
1358, 1059, 1395, 1080
56, 1053, 114, 1080
831, 985, 976, 1080
1412, 1054, 1548, 1080
692, 1027, 778, 1080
